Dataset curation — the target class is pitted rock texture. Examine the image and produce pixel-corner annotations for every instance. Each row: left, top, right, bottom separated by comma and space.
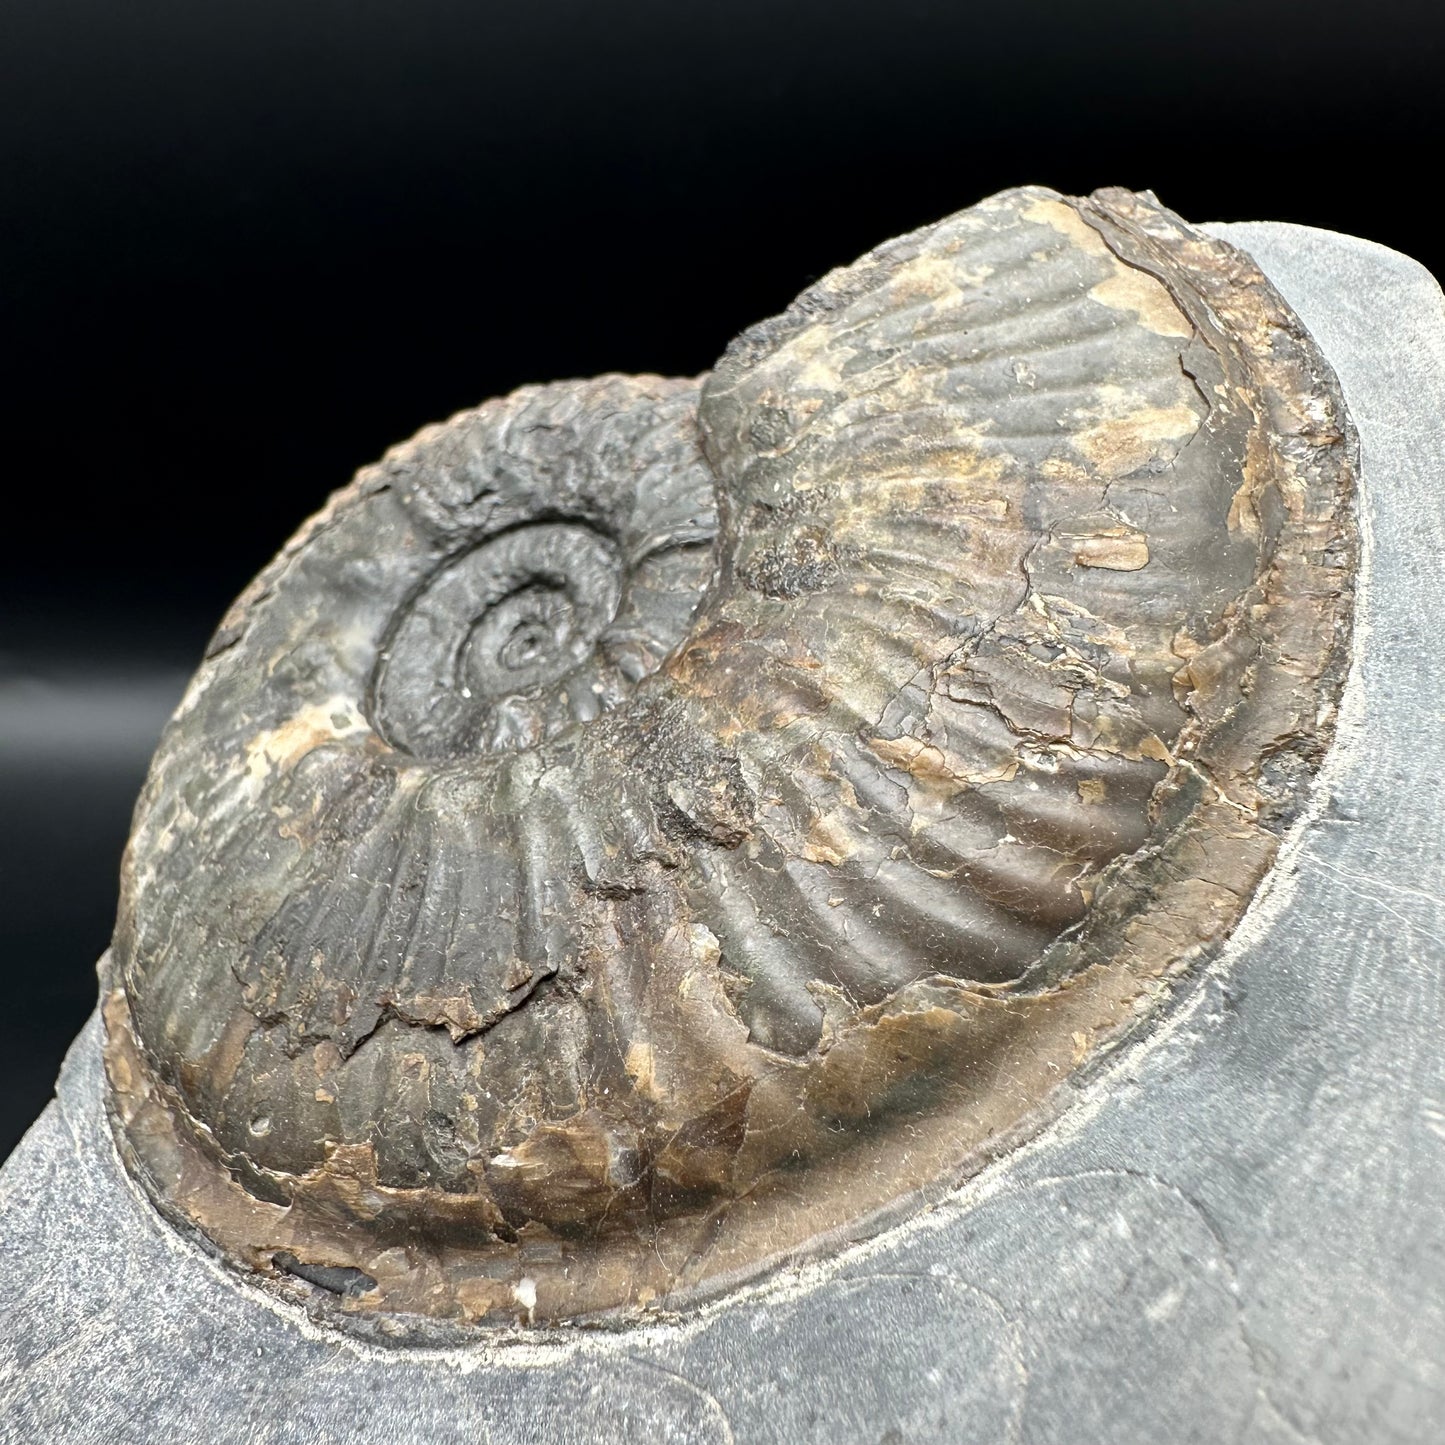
104, 186, 1356, 1329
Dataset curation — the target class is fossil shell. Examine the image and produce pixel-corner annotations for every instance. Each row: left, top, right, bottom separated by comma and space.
104, 187, 1356, 1330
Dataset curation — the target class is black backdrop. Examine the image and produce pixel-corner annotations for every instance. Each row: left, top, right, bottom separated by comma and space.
2, 0, 1440, 1158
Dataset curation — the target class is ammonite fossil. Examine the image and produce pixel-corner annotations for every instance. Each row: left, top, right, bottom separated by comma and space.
104, 186, 1356, 1330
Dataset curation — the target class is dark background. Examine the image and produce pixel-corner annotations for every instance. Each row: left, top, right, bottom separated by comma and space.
1, 0, 1440, 1159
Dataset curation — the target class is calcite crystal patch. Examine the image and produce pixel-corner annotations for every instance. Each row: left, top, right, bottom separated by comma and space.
104, 186, 1356, 1329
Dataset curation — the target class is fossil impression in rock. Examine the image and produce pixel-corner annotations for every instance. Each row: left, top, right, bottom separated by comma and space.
104, 187, 1356, 1329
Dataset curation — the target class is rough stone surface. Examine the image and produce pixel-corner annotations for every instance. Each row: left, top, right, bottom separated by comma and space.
0, 221, 1442, 1441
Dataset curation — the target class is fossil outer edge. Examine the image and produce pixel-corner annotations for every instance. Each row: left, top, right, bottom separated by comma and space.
103, 186, 1357, 1328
